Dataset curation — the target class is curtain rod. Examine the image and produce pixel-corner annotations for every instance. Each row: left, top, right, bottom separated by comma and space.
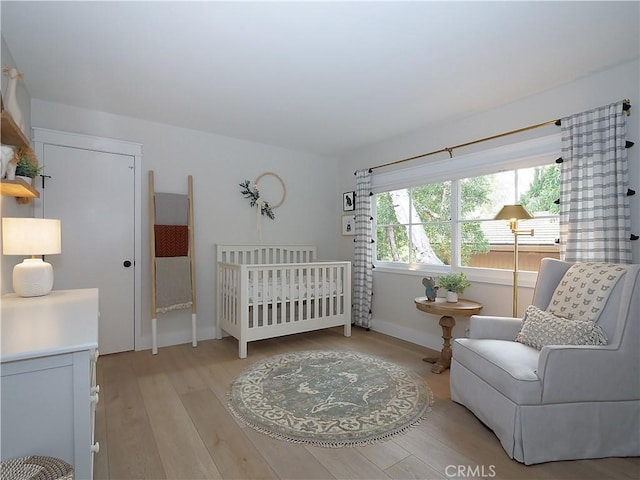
362, 99, 632, 174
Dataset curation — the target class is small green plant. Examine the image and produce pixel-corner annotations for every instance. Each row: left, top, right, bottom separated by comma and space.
437, 272, 471, 294
14, 157, 43, 178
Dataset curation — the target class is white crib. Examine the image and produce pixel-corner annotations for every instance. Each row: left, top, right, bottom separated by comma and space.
216, 244, 352, 358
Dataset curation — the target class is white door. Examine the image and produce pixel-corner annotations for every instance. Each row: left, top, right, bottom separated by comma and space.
40, 143, 136, 354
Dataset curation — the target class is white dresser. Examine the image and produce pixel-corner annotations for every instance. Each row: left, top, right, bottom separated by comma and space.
1, 288, 100, 480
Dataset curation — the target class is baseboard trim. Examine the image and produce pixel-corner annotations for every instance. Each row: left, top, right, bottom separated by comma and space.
370, 318, 443, 352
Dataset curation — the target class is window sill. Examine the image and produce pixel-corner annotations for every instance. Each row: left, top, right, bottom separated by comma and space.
373, 263, 538, 288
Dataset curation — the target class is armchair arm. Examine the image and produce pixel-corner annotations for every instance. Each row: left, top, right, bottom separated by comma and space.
538, 345, 639, 403
469, 315, 523, 340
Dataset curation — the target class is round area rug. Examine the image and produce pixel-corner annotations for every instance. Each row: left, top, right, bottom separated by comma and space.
228, 350, 433, 447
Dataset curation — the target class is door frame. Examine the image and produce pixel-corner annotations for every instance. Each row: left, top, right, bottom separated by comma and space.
33, 127, 143, 351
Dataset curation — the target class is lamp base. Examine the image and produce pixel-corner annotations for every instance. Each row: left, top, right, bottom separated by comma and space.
13, 258, 54, 297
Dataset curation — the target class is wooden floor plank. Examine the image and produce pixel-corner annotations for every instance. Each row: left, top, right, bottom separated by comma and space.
138, 373, 222, 479
181, 388, 276, 480
191, 355, 236, 405
99, 353, 167, 480
243, 428, 334, 480
304, 445, 391, 479
355, 440, 412, 471
384, 455, 446, 480
159, 343, 208, 395
392, 423, 479, 477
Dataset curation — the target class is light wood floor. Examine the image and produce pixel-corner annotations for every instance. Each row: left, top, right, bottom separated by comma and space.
94, 327, 639, 480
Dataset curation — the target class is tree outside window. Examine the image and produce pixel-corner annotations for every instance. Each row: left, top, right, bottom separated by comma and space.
375, 164, 560, 272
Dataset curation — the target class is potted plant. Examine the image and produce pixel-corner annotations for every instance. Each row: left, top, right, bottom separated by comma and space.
438, 272, 471, 303
14, 149, 42, 185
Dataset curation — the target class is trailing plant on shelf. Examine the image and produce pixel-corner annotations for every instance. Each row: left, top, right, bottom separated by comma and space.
14, 148, 42, 179
437, 272, 471, 294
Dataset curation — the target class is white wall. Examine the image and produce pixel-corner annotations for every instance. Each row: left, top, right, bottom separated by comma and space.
1, 36, 34, 295
338, 58, 640, 352
30, 99, 342, 351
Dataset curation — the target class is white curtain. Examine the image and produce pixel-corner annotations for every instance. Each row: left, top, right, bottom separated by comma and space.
559, 101, 632, 263
353, 169, 373, 328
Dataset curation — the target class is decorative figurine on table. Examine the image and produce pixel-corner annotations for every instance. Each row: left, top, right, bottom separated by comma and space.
422, 277, 439, 302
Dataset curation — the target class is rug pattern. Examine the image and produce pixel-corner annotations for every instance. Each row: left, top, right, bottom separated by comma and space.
229, 350, 433, 447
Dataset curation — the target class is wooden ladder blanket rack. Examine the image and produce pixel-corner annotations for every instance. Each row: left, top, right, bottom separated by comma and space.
149, 171, 197, 354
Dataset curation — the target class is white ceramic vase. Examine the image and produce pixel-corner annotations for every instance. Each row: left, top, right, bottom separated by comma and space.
446, 291, 458, 303
4, 66, 25, 134
16, 175, 32, 185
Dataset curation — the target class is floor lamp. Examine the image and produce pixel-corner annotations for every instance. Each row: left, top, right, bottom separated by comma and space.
494, 205, 534, 317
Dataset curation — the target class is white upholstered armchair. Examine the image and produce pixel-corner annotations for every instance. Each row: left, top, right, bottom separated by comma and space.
450, 258, 640, 465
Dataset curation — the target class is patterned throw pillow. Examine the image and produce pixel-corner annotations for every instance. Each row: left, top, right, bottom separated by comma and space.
515, 305, 607, 350
548, 263, 627, 322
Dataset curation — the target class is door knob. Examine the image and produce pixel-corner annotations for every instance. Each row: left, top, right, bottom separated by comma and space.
123, 260, 132, 268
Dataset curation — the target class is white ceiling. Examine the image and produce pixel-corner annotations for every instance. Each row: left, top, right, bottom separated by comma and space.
2, 1, 639, 157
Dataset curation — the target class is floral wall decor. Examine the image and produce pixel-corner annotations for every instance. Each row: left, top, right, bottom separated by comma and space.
240, 172, 286, 237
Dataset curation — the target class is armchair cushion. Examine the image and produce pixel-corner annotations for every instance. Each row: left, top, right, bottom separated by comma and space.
454, 338, 541, 404
468, 315, 522, 340
514, 305, 607, 350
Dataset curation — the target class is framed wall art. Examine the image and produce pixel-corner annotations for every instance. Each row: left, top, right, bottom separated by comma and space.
343, 191, 355, 211
342, 214, 356, 236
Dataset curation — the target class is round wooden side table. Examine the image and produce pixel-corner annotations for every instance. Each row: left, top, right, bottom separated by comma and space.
414, 297, 483, 373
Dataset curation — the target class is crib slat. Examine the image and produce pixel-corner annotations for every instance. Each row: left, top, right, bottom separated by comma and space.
234, 267, 239, 326
312, 266, 317, 318
297, 266, 303, 322
328, 265, 334, 316
265, 269, 270, 326
288, 266, 294, 322
318, 266, 324, 318
249, 269, 256, 328
275, 267, 282, 325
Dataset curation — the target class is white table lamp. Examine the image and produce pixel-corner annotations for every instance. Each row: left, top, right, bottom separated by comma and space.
2, 217, 62, 297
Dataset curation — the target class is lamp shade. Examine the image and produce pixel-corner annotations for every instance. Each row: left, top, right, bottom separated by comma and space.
2, 217, 62, 297
2, 218, 62, 255
494, 204, 533, 221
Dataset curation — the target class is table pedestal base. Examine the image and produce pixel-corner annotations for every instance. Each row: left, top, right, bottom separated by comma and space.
422, 314, 455, 374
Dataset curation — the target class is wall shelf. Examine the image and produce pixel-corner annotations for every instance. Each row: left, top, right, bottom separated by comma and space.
0, 178, 39, 198
1, 110, 30, 149
1, 109, 38, 202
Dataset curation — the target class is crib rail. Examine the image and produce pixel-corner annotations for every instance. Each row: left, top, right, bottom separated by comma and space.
216, 244, 316, 265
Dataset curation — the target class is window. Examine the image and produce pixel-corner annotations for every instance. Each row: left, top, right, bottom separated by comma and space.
372, 134, 561, 274
376, 182, 452, 265
459, 164, 560, 271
